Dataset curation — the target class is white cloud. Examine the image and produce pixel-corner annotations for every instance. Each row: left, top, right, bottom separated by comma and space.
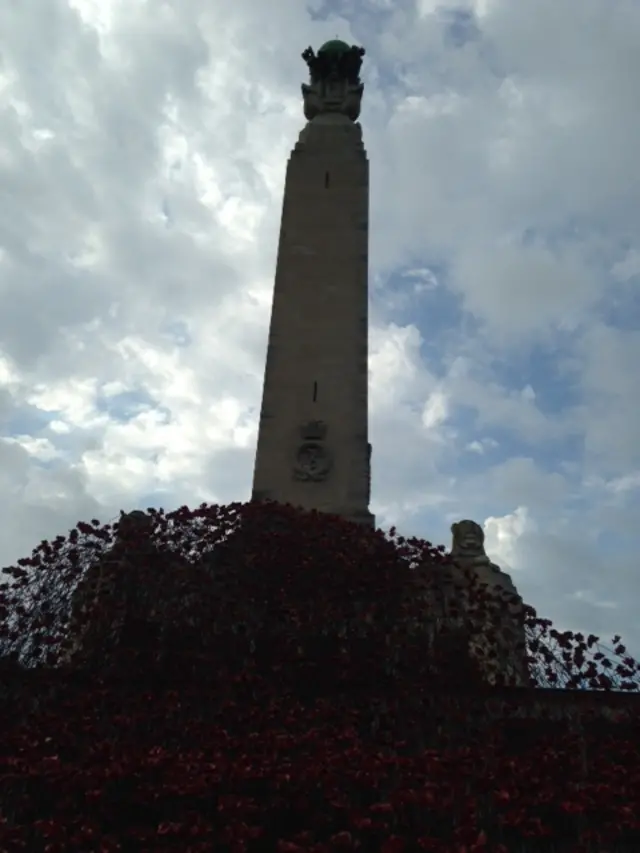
607, 472, 640, 495
422, 390, 449, 430
611, 249, 640, 282
4, 436, 60, 462
369, 323, 433, 414
466, 438, 498, 454
451, 237, 603, 339
568, 590, 617, 610
484, 506, 534, 570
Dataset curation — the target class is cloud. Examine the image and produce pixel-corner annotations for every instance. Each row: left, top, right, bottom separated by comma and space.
484, 505, 534, 570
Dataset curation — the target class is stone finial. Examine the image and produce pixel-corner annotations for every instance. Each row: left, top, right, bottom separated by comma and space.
300, 41, 366, 122
302, 42, 365, 86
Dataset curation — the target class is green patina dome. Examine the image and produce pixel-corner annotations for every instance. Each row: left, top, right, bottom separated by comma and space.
318, 39, 351, 54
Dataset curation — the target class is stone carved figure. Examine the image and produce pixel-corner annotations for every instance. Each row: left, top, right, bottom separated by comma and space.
63, 509, 204, 669
116, 509, 153, 541
301, 44, 365, 85
450, 519, 496, 568
450, 519, 525, 605
301, 41, 366, 122
62, 510, 156, 666
340, 46, 366, 84
449, 519, 528, 686
301, 47, 328, 84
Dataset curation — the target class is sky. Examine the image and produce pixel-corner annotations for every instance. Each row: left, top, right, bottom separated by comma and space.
1, 0, 639, 662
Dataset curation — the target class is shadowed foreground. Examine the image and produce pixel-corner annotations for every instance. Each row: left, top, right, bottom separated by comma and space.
0, 501, 638, 851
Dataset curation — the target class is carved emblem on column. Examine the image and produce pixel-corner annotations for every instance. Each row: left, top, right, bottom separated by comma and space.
301, 41, 366, 122
293, 420, 332, 481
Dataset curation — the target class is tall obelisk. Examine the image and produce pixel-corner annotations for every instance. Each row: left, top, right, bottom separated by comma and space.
251, 40, 375, 528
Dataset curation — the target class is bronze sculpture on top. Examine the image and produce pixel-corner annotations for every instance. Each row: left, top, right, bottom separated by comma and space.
301, 39, 366, 122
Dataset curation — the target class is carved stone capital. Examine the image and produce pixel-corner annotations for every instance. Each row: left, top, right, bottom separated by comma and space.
301, 80, 364, 122
300, 41, 366, 122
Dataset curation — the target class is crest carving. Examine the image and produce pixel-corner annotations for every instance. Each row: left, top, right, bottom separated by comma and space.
293, 420, 331, 481
293, 443, 332, 481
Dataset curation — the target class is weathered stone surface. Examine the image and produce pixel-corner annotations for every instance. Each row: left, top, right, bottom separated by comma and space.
301, 42, 365, 121
251, 66, 374, 529
447, 519, 529, 686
